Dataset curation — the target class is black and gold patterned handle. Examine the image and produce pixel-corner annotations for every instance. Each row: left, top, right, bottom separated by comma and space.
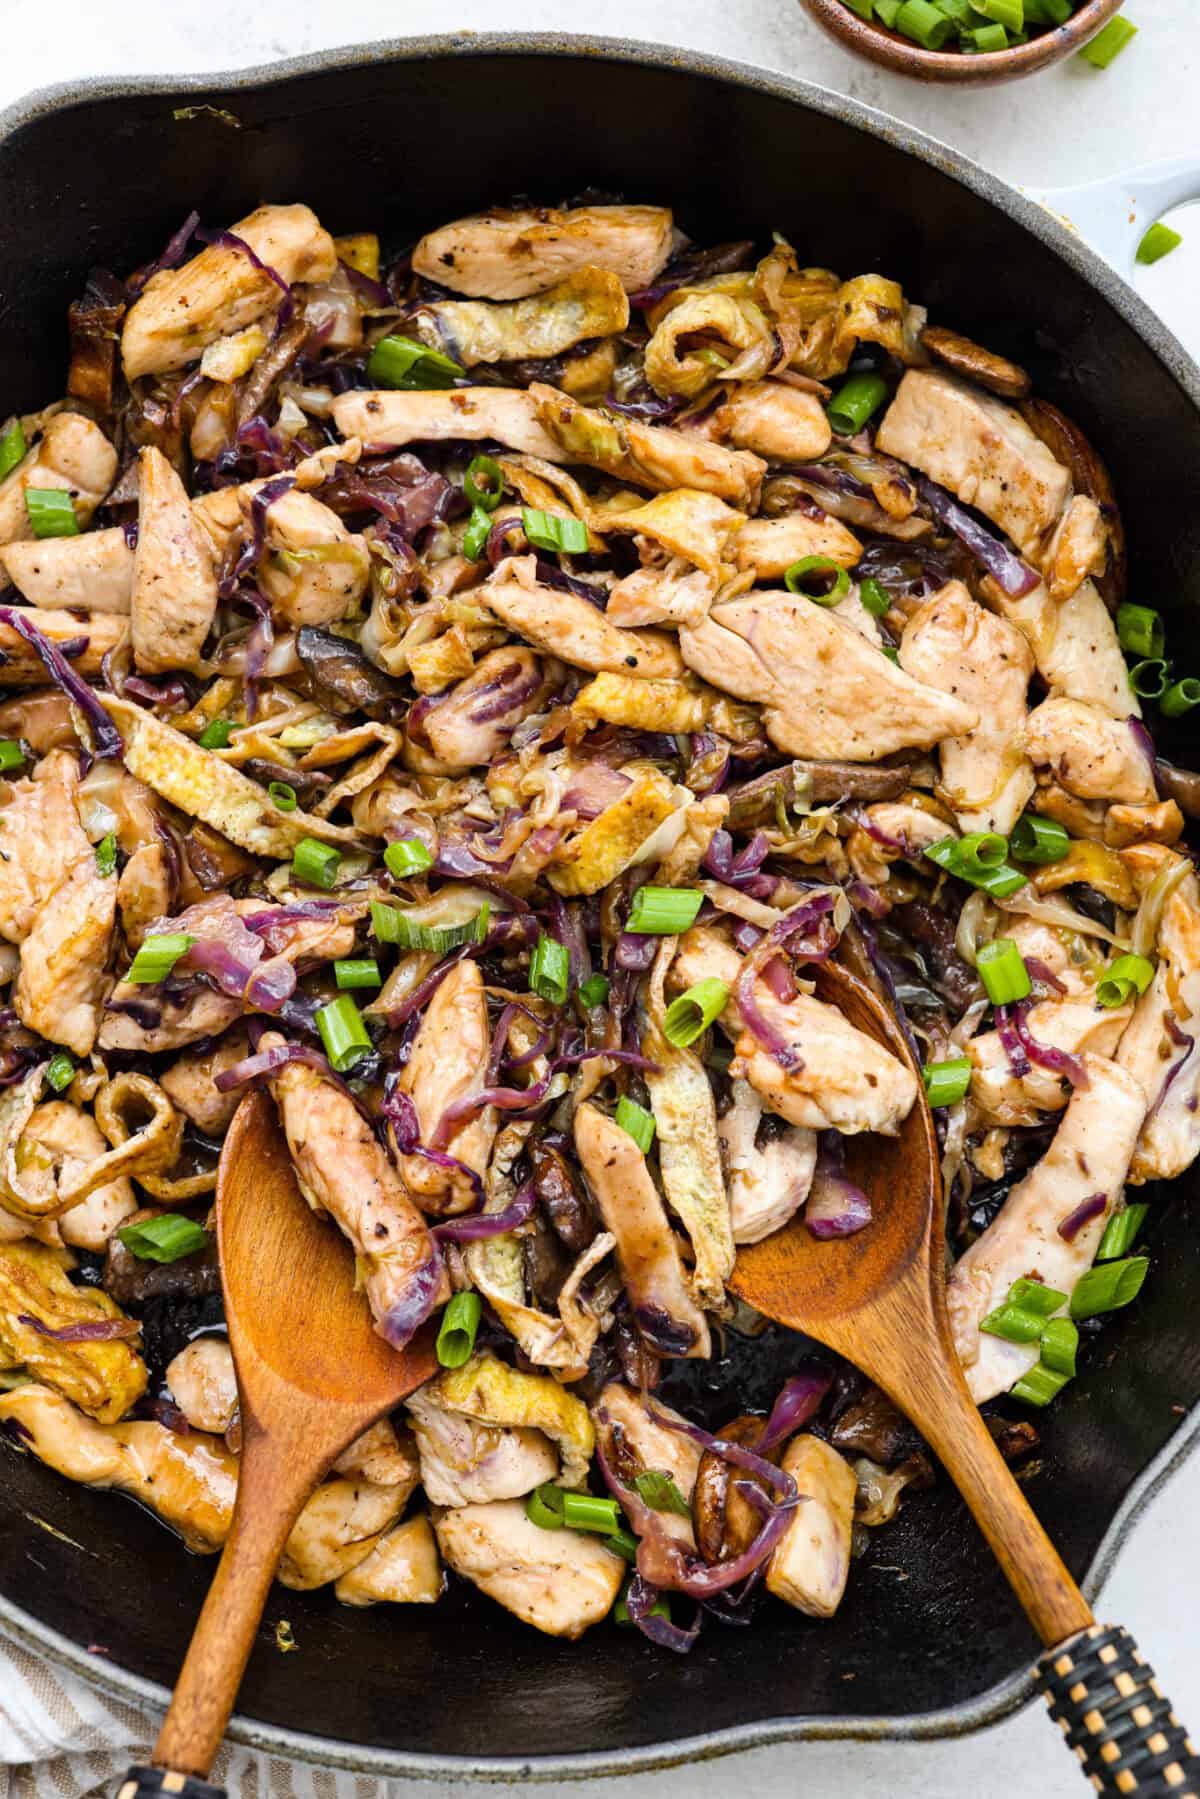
118, 1768, 226, 1799
1038, 1624, 1200, 1796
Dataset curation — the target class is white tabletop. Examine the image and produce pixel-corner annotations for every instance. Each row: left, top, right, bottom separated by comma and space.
2, 3, 1197, 1795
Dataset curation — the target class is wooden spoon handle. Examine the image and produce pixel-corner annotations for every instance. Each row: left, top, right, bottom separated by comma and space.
1038, 1623, 1200, 1796
118, 1771, 227, 1799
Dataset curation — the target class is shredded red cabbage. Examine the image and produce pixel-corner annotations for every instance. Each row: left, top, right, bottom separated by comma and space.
432, 1179, 538, 1243
624, 1573, 702, 1654
380, 1077, 484, 1206
1011, 1001, 1088, 1089
916, 477, 1040, 597
758, 1366, 834, 1452
18, 1313, 140, 1343
1147, 1014, 1196, 1121
1057, 1192, 1107, 1243
195, 226, 295, 333
0, 608, 123, 759
994, 1003, 1032, 1079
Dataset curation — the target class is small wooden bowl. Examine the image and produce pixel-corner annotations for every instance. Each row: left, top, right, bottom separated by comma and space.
799, 0, 1125, 84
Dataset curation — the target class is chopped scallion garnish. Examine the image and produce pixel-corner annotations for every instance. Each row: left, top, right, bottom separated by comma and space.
578, 973, 610, 1009
462, 506, 493, 561
1077, 14, 1137, 68
384, 838, 434, 879
521, 507, 589, 555
0, 739, 24, 773
562, 1493, 621, 1534
1136, 222, 1183, 267
292, 837, 342, 890
858, 577, 892, 618
663, 978, 729, 1048
1070, 1255, 1149, 1320
334, 958, 381, 991
1010, 1361, 1071, 1407
1117, 602, 1163, 659
525, 1483, 566, 1530
826, 373, 889, 437
370, 900, 490, 954
1039, 1317, 1079, 1377
631, 1469, 691, 1516
1096, 952, 1155, 1008
784, 555, 851, 606
24, 487, 78, 539
626, 886, 703, 935
531, 932, 570, 1006
94, 834, 118, 877
925, 834, 1027, 898
894, 0, 956, 47
268, 780, 298, 813
0, 420, 26, 483
922, 1056, 972, 1108
118, 1213, 211, 1264
127, 932, 196, 984
44, 1052, 75, 1093
976, 937, 1031, 1006
615, 1096, 656, 1154
436, 1290, 481, 1368
1161, 678, 1200, 719
198, 718, 233, 749
464, 453, 505, 513
1009, 813, 1069, 864
367, 333, 463, 390
1097, 1203, 1148, 1262
1128, 658, 1171, 700
316, 993, 373, 1073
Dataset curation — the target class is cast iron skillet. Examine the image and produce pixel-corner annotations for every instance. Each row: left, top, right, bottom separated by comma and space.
1, 33, 1199, 1782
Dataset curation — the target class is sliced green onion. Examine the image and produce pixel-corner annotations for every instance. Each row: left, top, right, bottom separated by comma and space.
614, 1583, 671, 1627
383, 837, 434, 879
842, 0, 875, 16
631, 1469, 692, 1517
1006, 1277, 1069, 1316
1161, 678, 1200, 719
367, 333, 462, 390
1040, 1318, 1079, 1377
874, 0, 903, 19
826, 374, 889, 437
880, 644, 900, 665
370, 900, 490, 953
531, 932, 570, 1006
291, 837, 342, 890
0, 739, 24, 773
268, 780, 297, 813
198, 717, 233, 749
922, 1056, 972, 1108
127, 932, 196, 983
44, 1052, 75, 1093
1077, 14, 1137, 67
117, 1213, 211, 1264
316, 993, 373, 1073
436, 1290, 482, 1368
1117, 602, 1164, 659
975, 0, 1022, 28
964, 21, 1009, 49
925, 835, 1027, 898
858, 577, 891, 618
1011, 1362, 1071, 1407
334, 958, 381, 991
1136, 222, 1183, 267
626, 885, 703, 935
462, 506, 493, 561
1024, 0, 1071, 20
25, 488, 78, 539
1009, 813, 1070, 864
604, 1527, 640, 1564
464, 453, 505, 513
784, 555, 851, 605
525, 1483, 566, 1530
521, 507, 589, 555
1128, 658, 1172, 700
663, 977, 729, 1048
94, 834, 118, 877
562, 1493, 621, 1534
1097, 1203, 1148, 1262
616, 1096, 656, 1154
895, 0, 956, 45
0, 420, 26, 483
976, 937, 1031, 1006
578, 973, 610, 1009
934, 0, 979, 21
955, 831, 1008, 873
1096, 952, 1155, 1008
1070, 1255, 1149, 1320
980, 1304, 1050, 1344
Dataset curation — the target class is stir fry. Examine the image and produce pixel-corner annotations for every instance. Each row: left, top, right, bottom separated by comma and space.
0, 196, 1193, 1652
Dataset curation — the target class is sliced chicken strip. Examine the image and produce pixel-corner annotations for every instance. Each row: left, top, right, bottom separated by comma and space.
407, 1386, 558, 1506
1042, 494, 1108, 602
159, 1030, 252, 1135
0, 605, 126, 684
334, 1516, 444, 1606
1117, 857, 1200, 1183
1039, 579, 1138, 720
435, 1500, 624, 1638
165, 1337, 239, 1435
969, 998, 1131, 1127
731, 988, 918, 1136
278, 1477, 406, 1590
192, 480, 368, 629
333, 1419, 421, 1491
0, 749, 94, 944
268, 1040, 448, 1346
875, 368, 1071, 555
899, 580, 1035, 835
131, 447, 219, 674
717, 1079, 816, 1245
395, 960, 497, 1216
411, 203, 674, 300
416, 648, 556, 772
483, 556, 682, 679
0, 414, 117, 547
574, 1101, 710, 1358
1024, 697, 1157, 805
122, 203, 337, 378
604, 562, 717, 631
15, 855, 116, 1055
531, 384, 764, 509
732, 509, 863, 579
947, 1054, 1146, 1402
708, 381, 832, 462
0, 528, 133, 612
22, 1103, 136, 1252
595, 1383, 702, 1550
680, 590, 976, 762
766, 1435, 856, 1619
331, 388, 564, 461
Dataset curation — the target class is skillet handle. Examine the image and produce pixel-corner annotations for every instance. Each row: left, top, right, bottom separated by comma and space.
117, 1769, 226, 1799
1038, 1623, 1200, 1796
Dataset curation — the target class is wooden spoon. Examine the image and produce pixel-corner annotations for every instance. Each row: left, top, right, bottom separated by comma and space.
731, 959, 1198, 1796
119, 1088, 436, 1799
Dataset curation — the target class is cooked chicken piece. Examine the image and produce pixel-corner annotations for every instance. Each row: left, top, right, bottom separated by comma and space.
331, 388, 564, 460
416, 648, 554, 772
0, 749, 93, 944
948, 1054, 1146, 1401
899, 581, 1035, 835
766, 1435, 856, 1619
411, 204, 674, 300
0, 1242, 146, 1421
435, 1500, 624, 1639
708, 381, 832, 462
407, 1386, 558, 1507
1116, 857, 1200, 1183
0, 527, 133, 612
876, 369, 1071, 555
830, 586, 883, 645
131, 447, 218, 673
0, 1384, 236, 1550
574, 1102, 710, 1358
732, 509, 863, 579
1024, 698, 1156, 805
21, 1103, 136, 1251
0, 414, 117, 546
1038, 579, 1138, 720
1104, 799, 1184, 850
681, 591, 976, 763
269, 1042, 447, 1345
531, 384, 764, 509
122, 203, 337, 378
166, 1337, 238, 1435
483, 556, 682, 679
431, 1353, 594, 1487
192, 481, 368, 629
969, 998, 1131, 1127
731, 985, 918, 1136
846, 798, 955, 884
159, 1030, 252, 1135
596, 1383, 702, 1550
115, 841, 173, 952
414, 267, 628, 366
395, 960, 497, 1215
333, 1419, 421, 1494
278, 1476, 407, 1590
0, 605, 125, 684
15, 855, 116, 1055
334, 1515, 444, 1606
0, 690, 76, 753
717, 1078, 816, 1245
1042, 494, 1108, 602
604, 562, 717, 630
